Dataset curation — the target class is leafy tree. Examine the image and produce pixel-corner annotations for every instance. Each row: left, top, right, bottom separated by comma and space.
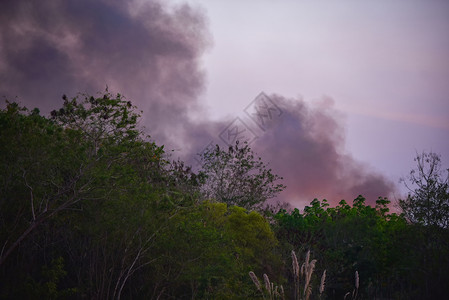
1, 92, 280, 299
273, 196, 409, 299
0, 93, 158, 265
396, 153, 449, 298
0, 101, 86, 267
165, 159, 206, 200
45, 93, 200, 299
399, 152, 449, 228
198, 141, 285, 210
140, 201, 282, 299
0, 93, 185, 299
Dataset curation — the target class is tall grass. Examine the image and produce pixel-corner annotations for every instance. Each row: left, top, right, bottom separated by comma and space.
292, 250, 325, 300
250, 249, 326, 300
248, 271, 285, 300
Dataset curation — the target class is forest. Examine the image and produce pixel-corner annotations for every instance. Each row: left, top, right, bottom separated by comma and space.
1, 93, 448, 299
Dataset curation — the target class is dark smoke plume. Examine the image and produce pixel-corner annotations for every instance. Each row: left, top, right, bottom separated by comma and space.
0, 0, 210, 146
0, 0, 396, 208
251, 95, 396, 207
180, 93, 396, 208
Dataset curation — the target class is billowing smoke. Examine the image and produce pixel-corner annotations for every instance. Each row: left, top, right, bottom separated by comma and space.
181, 93, 396, 208
251, 94, 396, 207
0, 0, 396, 208
0, 0, 210, 146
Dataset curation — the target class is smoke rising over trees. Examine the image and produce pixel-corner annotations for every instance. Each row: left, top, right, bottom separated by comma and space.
0, 0, 398, 208
0, 0, 210, 147
251, 95, 396, 207
1, 0, 447, 298
1, 96, 448, 298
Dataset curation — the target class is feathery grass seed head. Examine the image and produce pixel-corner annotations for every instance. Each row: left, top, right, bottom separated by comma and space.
249, 271, 261, 291
304, 259, 316, 296
263, 273, 271, 292
320, 270, 326, 295
292, 250, 299, 277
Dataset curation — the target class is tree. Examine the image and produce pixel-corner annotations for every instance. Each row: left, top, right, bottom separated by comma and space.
0, 93, 178, 299
46, 93, 191, 299
0, 93, 152, 266
0, 101, 87, 267
398, 152, 449, 299
198, 141, 285, 210
148, 201, 282, 299
273, 196, 411, 299
399, 152, 449, 228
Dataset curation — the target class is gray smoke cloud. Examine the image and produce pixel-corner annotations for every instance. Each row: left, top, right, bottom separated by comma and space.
0, 0, 396, 208
182, 93, 396, 208
0, 0, 210, 146
251, 94, 397, 207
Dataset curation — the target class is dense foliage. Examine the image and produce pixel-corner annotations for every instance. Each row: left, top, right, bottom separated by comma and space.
273, 197, 449, 299
1, 94, 448, 299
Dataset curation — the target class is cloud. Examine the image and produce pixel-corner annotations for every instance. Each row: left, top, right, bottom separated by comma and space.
0, 0, 211, 146
251, 94, 396, 207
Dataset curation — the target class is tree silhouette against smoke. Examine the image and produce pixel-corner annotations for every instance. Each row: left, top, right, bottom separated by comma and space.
198, 141, 285, 210
399, 152, 449, 228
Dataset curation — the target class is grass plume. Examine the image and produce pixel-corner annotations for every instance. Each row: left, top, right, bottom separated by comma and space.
319, 270, 326, 297
248, 272, 284, 300
249, 271, 262, 292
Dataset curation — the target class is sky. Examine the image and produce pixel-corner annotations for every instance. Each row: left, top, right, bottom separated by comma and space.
1, 0, 448, 209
